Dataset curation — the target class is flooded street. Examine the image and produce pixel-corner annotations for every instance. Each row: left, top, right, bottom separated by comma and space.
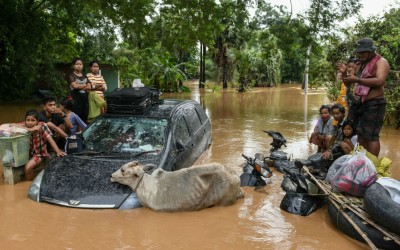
1, 84, 399, 249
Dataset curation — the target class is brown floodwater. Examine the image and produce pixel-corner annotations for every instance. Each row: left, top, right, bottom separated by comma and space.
0, 84, 399, 249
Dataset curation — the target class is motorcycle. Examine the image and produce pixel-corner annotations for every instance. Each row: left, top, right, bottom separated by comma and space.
261, 130, 292, 171
240, 153, 272, 187
261, 130, 328, 216
239, 130, 286, 187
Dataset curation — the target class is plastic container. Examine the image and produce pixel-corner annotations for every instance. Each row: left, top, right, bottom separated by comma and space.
0, 134, 30, 167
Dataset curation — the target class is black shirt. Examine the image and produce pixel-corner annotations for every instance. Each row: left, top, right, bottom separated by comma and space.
38, 111, 65, 126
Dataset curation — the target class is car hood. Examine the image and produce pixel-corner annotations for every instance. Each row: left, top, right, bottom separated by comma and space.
39, 154, 158, 208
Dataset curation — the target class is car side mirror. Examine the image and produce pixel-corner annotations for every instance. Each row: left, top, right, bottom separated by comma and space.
176, 139, 185, 151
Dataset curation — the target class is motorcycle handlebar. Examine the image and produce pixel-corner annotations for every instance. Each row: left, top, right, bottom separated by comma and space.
241, 154, 252, 163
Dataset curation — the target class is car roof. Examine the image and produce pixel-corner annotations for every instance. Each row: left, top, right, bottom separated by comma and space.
104, 99, 199, 119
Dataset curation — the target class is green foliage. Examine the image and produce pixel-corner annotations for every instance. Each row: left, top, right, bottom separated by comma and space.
179, 85, 191, 93
1, 0, 400, 121
0, 0, 118, 102
212, 0, 251, 87
384, 80, 400, 128
111, 45, 187, 92
268, 16, 309, 83
205, 83, 221, 92
204, 59, 216, 81
325, 81, 342, 101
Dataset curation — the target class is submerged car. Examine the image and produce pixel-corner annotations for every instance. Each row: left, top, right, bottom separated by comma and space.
28, 98, 212, 209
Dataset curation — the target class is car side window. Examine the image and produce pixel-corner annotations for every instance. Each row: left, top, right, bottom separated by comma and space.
195, 106, 208, 124
185, 108, 202, 132
176, 117, 190, 144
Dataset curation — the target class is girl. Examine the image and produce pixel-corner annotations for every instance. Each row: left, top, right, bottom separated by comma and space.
340, 120, 357, 154
309, 105, 334, 152
21, 109, 66, 180
60, 98, 87, 135
86, 60, 107, 122
68, 58, 91, 123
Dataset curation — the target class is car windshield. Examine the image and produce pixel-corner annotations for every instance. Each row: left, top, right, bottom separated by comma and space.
82, 116, 168, 153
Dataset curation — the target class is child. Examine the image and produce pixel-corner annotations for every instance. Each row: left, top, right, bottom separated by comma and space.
60, 98, 87, 135
38, 96, 71, 138
309, 105, 334, 152
322, 103, 347, 160
336, 58, 358, 109
340, 120, 357, 154
21, 109, 66, 181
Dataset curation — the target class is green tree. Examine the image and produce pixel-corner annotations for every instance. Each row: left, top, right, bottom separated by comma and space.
212, 0, 251, 88
301, 0, 361, 91
0, 0, 118, 102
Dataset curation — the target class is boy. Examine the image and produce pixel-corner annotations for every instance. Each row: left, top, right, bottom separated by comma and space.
38, 96, 72, 147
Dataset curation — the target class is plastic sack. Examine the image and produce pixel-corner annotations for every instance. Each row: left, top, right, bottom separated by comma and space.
325, 154, 352, 184
350, 145, 391, 178
0, 123, 29, 137
377, 157, 392, 178
331, 145, 377, 197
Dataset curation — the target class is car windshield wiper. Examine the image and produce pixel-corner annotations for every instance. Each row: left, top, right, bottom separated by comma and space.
92, 150, 158, 159
70, 150, 107, 156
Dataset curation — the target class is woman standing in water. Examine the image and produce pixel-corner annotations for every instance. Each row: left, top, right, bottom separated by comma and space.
68, 58, 91, 123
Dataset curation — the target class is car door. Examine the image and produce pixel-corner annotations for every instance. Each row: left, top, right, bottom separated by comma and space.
173, 113, 193, 170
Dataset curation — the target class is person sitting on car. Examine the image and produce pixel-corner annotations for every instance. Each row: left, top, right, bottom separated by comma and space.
38, 96, 72, 148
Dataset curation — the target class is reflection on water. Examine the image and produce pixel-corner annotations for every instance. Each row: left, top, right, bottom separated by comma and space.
0, 84, 398, 249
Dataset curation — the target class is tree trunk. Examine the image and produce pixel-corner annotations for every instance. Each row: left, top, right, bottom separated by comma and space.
222, 45, 228, 89
199, 42, 205, 88
202, 43, 206, 87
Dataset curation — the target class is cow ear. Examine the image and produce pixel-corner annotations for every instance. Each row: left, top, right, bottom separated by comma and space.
142, 164, 157, 173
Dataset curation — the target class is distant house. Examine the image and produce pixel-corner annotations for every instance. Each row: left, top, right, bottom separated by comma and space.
97, 64, 120, 94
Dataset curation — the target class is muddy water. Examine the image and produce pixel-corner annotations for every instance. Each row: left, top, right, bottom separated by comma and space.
1, 84, 399, 249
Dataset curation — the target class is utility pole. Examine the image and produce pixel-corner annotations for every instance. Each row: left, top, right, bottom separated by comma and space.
304, 45, 311, 95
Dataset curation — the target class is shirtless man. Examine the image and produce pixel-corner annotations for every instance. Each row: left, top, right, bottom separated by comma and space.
338, 38, 389, 157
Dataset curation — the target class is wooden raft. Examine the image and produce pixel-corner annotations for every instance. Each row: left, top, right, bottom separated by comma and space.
303, 167, 400, 250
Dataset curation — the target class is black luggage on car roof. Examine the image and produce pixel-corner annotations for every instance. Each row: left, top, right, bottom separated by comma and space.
106, 87, 160, 114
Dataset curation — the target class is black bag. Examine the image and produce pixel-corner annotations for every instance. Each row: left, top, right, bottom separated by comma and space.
149, 87, 161, 105
106, 87, 153, 114
65, 134, 83, 154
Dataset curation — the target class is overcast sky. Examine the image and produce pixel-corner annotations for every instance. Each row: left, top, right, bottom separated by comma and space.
268, 0, 399, 18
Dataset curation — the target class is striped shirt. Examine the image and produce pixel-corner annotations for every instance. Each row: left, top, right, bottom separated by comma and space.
87, 73, 107, 98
